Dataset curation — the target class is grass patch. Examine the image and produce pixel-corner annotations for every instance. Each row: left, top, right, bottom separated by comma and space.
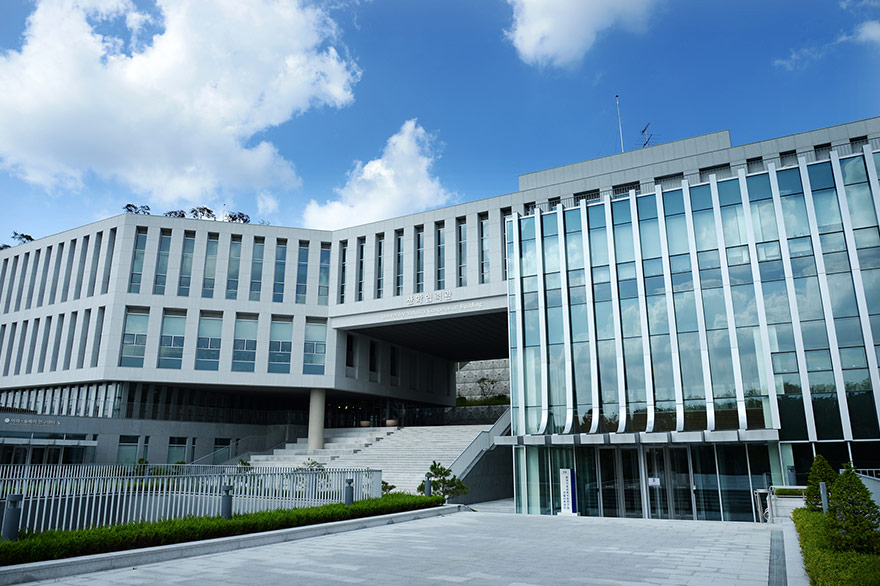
792, 508, 880, 586
0, 493, 444, 566
455, 395, 508, 406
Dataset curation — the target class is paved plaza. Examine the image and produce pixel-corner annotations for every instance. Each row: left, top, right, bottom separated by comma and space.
24, 504, 782, 586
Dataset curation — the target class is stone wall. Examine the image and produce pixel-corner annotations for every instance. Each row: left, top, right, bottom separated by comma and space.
455, 359, 510, 400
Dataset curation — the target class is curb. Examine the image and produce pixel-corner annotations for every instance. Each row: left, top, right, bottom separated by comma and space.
0, 504, 467, 586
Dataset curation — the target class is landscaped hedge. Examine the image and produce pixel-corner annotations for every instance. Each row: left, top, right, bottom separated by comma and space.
792, 508, 880, 586
0, 493, 445, 566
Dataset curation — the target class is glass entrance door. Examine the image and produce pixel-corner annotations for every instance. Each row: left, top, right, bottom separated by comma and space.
646, 448, 669, 519
668, 447, 695, 520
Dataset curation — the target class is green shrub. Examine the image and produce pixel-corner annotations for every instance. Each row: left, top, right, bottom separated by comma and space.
0, 493, 444, 566
774, 487, 805, 497
826, 463, 880, 555
417, 461, 467, 501
805, 455, 838, 512
793, 508, 880, 585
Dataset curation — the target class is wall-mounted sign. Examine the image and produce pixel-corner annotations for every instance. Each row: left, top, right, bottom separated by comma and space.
3, 417, 61, 426
648, 477, 661, 487
558, 468, 578, 516
406, 291, 454, 306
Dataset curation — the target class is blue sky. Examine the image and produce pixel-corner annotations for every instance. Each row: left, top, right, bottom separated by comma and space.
0, 0, 877, 242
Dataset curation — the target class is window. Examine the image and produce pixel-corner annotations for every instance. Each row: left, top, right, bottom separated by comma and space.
232, 315, 257, 372
128, 227, 147, 293
117, 435, 139, 465
375, 234, 385, 299
779, 150, 798, 168
356, 237, 365, 301
456, 218, 466, 287
268, 317, 292, 373
394, 230, 404, 296
654, 173, 684, 191
573, 189, 599, 204
524, 202, 536, 215
249, 237, 264, 301
390, 346, 399, 385
501, 208, 512, 280
295, 241, 308, 304
226, 235, 241, 299
318, 243, 331, 305
415, 226, 424, 293
201, 233, 219, 298
119, 308, 148, 367
177, 231, 195, 296
195, 313, 222, 371
345, 334, 356, 376
157, 311, 185, 369
548, 196, 561, 209
850, 135, 869, 150
435, 222, 445, 290
612, 181, 640, 197
369, 340, 379, 382
303, 320, 326, 375
153, 229, 171, 294
814, 143, 831, 160
746, 157, 764, 174
167, 437, 187, 464
479, 214, 489, 284
273, 239, 287, 303
699, 164, 732, 182
339, 240, 348, 303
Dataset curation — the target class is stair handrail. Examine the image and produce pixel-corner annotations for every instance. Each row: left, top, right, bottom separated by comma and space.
450, 407, 511, 478
190, 426, 289, 465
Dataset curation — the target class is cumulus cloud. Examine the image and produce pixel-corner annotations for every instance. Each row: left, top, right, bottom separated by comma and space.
257, 192, 280, 216
504, 0, 657, 68
0, 0, 360, 205
302, 119, 452, 230
855, 19, 880, 45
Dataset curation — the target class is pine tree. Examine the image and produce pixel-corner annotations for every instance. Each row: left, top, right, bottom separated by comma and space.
826, 463, 880, 554
805, 454, 837, 511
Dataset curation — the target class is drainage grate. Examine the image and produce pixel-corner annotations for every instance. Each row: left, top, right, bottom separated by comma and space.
768, 529, 787, 586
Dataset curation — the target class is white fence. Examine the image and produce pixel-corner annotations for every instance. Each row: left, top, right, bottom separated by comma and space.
0, 464, 382, 534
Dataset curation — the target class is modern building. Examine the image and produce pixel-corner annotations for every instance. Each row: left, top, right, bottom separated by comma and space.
1, 117, 879, 522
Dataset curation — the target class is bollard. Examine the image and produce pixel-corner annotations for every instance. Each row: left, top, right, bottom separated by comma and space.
1, 495, 23, 542
221, 485, 233, 520
820, 481, 828, 514
424, 473, 433, 497
344, 479, 354, 506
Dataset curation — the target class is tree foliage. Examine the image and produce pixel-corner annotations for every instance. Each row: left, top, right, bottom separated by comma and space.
417, 460, 468, 502
189, 206, 215, 220
122, 204, 151, 215
806, 454, 838, 512
11, 231, 34, 244
224, 211, 250, 224
164, 209, 186, 218
826, 463, 880, 554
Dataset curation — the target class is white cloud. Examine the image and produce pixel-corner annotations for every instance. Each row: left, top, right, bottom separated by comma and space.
0, 0, 360, 206
504, 0, 657, 68
257, 192, 279, 216
302, 119, 452, 230
855, 19, 880, 45
773, 46, 828, 71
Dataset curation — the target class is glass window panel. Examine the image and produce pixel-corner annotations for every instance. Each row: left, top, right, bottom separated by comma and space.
543, 236, 560, 273
700, 268, 723, 289
731, 284, 759, 326
594, 301, 614, 340
650, 335, 675, 402
643, 257, 663, 277
620, 298, 641, 338
810, 370, 843, 440
757, 241, 781, 261
671, 272, 693, 292
746, 174, 772, 201
826, 273, 859, 318
547, 307, 564, 344
805, 349, 832, 371
794, 277, 824, 321
726, 245, 750, 266
762, 280, 792, 324
812, 189, 843, 233
612, 200, 631, 225
637, 195, 657, 220
845, 183, 879, 229
587, 204, 606, 229
854, 227, 880, 249
840, 347, 868, 369
788, 236, 813, 257
840, 155, 868, 185
790, 255, 817, 277
834, 316, 864, 348
781, 195, 811, 238
590, 230, 608, 266
806, 162, 833, 191
669, 254, 690, 273
801, 320, 829, 350
772, 352, 798, 374
673, 291, 698, 332
542, 213, 558, 235
639, 219, 660, 259
698, 249, 721, 269
864, 268, 880, 315
564, 209, 582, 231
646, 294, 669, 335
768, 323, 796, 352
570, 304, 589, 342
524, 309, 540, 346
820, 232, 846, 253
701, 288, 727, 330
678, 332, 703, 400
665, 214, 688, 255
728, 263, 753, 285
614, 224, 634, 263
707, 330, 736, 398
198, 316, 222, 338
519, 217, 535, 240
778, 167, 805, 195
566, 232, 584, 269
750, 199, 779, 242
690, 185, 713, 211
692, 210, 717, 251
663, 190, 684, 215
721, 205, 747, 246
644, 275, 665, 295
717, 180, 741, 206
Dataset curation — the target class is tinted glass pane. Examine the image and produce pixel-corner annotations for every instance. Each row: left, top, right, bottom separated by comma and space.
778, 167, 805, 194
746, 174, 772, 201
806, 163, 833, 191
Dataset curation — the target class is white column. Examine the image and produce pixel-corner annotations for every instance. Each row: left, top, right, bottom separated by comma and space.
307, 388, 326, 451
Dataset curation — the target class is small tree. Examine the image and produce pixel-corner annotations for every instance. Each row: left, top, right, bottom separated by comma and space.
805, 454, 837, 511
225, 211, 251, 224
417, 461, 468, 502
190, 206, 215, 220
826, 463, 880, 554
11, 231, 33, 244
476, 376, 499, 399
122, 204, 150, 215
164, 209, 186, 218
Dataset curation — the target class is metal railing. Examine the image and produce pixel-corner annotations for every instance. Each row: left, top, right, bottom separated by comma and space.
450, 408, 511, 478
190, 427, 289, 465
0, 464, 381, 534
854, 468, 880, 479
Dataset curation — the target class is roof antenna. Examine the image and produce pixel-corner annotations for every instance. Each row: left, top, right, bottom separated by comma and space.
616, 95, 624, 153
641, 122, 653, 148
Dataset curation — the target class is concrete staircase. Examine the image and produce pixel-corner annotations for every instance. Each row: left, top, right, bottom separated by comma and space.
250, 424, 491, 493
